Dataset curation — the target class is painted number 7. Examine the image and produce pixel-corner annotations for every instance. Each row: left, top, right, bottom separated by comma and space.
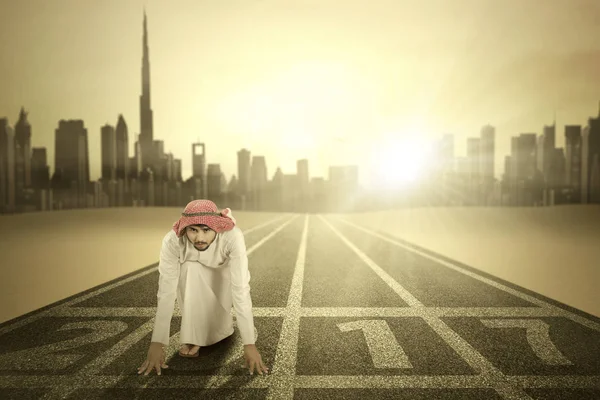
337, 320, 413, 369
480, 318, 573, 365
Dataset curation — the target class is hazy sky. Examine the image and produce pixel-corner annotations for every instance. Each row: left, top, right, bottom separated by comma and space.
1, 0, 600, 187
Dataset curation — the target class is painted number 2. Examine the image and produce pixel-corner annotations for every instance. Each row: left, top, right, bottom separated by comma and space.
337, 319, 413, 369
0, 321, 129, 370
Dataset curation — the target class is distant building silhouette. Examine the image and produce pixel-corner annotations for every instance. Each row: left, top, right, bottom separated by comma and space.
138, 10, 155, 173
479, 125, 495, 205
511, 133, 538, 206
101, 124, 117, 182
115, 115, 130, 185
538, 122, 556, 186
31, 147, 51, 210
565, 125, 582, 203
0, 118, 15, 213
14, 108, 32, 210
173, 158, 182, 181
271, 167, 284, 211
466, 137, 480, 205
296, 159, 309, 212
192, 142, 206, 199
101, 123, 117, 206
250, 156, 267, 210
581, 106, 600, 203
53, 119, 90, 209
237, 149, 251, 208
207, 163, 222, 202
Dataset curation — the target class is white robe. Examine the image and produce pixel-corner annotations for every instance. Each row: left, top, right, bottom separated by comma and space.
150, 226, 256, 347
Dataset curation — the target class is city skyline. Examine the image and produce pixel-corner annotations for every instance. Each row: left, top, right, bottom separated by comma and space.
2, 0, 600, 187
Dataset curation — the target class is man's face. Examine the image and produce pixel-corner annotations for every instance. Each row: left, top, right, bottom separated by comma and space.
185, 224, 217, 251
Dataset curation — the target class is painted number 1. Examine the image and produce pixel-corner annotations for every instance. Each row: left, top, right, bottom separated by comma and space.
337, 319, 413, 369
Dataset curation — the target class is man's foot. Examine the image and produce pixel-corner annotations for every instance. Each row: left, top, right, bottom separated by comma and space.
179, 344, 200, 358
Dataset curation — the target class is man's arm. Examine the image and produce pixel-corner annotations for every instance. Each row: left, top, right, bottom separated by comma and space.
150, 231, 180, 346
228, 227, 256, 346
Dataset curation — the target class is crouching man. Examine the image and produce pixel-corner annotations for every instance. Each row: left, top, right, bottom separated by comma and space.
137, 199, 268, 376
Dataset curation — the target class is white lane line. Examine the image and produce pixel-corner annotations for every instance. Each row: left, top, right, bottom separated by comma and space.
50, 306, 287, 318
319, 215, 535, 400
332, 216, 600, 333
50, 306, 566, 319
265, 214, 309, 400
319, 217, 423, 307
0, 214, 293, 336
246, 215, 300, 255
511, 375, 600, 388
2, 374, 598, 390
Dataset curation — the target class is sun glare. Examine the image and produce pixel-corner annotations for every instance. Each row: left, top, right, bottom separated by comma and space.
370, 135, 433, 188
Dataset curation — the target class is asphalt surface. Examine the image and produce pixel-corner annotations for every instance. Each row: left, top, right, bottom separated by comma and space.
0, 213, 599, 400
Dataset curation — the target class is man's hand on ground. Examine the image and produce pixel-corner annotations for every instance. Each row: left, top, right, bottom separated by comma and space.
243, 344, 269, 375
138, 342, 169, 376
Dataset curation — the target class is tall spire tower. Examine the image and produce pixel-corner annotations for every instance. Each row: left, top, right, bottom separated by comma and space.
139, 8, 154, 170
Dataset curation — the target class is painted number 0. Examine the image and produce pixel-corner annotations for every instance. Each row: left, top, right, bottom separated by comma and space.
480, 318, 573, 365
337, 320, 413, 369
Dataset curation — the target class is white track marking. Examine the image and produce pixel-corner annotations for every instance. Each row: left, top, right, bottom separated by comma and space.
50, 306, 566, 318
265, 214, 309, 400
0, 374, 597, 390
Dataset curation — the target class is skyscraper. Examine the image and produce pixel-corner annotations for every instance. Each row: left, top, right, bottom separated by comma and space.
0, 118, 15, 213
192, 143, 206, 198
540, 122, 556, 187
14, 107, 32, 192
139, 11, 154, 171
251, 156, 268, 210
207, 163, 222, 200
513, 133, 538, 206
479, 125, 495, 182
101, 124, 117, 182
31, 148, 50, 190
173, 159, 182, 181
479, 125, 495, 204
54, 119, 90, 208
296, 159, 309, 211
115, 114, 129, 183
466, 137, 480, 204
581, 107, 600, 203
564, 125, 582, 200
237, 148, 251, 198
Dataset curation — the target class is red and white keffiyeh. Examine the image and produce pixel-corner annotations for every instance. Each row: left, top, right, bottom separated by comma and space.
172, 199, 236, 237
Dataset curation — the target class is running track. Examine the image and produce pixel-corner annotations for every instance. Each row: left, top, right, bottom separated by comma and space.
0, 214, 599, 399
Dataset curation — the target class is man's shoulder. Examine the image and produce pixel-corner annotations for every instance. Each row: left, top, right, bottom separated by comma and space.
221, 225, 243, 240
220, 225, 246, 255
162, 229, 179, 245
220, 226, 245, 249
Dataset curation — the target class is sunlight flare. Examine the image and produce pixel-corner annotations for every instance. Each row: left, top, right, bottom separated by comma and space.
370, 133, 434, 189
